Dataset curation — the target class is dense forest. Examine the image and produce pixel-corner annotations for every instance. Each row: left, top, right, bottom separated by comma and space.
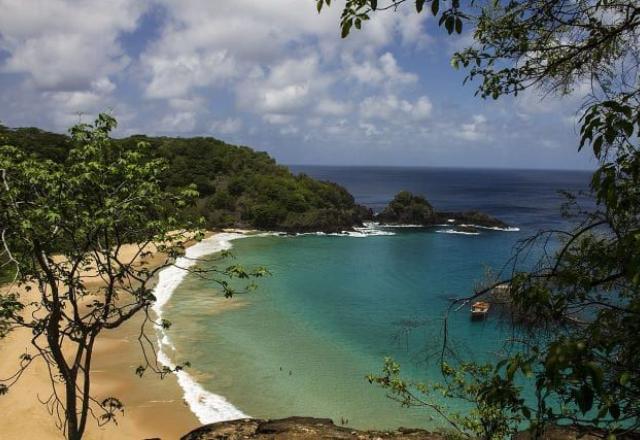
0, 125, 370, 234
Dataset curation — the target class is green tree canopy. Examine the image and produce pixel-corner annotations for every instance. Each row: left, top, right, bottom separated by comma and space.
0, 115, 266, 440
0, 126, 369, 233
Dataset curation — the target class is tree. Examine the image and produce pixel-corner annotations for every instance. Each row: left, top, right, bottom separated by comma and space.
322, 0, 640, 437
0, 114, 267, 440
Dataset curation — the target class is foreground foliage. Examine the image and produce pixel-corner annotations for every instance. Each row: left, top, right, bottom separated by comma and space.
0, 115, 266, 439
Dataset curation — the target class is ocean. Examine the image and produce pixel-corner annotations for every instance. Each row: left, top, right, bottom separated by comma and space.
156, 166, 593, 430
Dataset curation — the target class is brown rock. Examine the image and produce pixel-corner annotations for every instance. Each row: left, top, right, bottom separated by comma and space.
180, 417, 443, 440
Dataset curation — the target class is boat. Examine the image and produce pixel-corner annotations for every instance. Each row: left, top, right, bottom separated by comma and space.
471, 301, 490, 319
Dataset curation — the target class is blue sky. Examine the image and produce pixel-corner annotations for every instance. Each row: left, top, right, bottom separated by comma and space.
0, 0, 595, 170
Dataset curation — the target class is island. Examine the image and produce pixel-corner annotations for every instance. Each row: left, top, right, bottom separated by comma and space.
376, 191, 509, 231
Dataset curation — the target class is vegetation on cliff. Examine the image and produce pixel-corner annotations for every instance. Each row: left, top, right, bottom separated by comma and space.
0, 125, 368, 233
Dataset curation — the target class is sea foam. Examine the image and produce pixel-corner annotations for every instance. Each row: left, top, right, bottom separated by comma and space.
151, 232, 250, 424
458, 224, 521, 232
296, 222, 395, 238
435, 229, 481, 236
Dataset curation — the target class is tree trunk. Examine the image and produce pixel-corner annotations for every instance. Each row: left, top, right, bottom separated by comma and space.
65, 375, 81, 440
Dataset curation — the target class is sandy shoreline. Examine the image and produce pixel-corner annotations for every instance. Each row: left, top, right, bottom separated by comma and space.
0, 231, 251, 440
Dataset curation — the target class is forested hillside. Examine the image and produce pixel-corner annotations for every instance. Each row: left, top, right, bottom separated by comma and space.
0, 125, 370, 233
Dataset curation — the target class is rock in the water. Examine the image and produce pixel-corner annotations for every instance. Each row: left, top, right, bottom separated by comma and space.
376, 191, 509, 229
376, 191, 435, 225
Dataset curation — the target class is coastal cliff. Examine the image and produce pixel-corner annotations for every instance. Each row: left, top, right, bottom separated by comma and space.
0, 125, 369, 234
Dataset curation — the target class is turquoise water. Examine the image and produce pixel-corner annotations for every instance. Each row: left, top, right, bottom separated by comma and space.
163, 167, 593, 429
166, 228, 527, 429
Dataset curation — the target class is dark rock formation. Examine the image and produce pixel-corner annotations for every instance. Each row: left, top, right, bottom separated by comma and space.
434, 211, 509, 229
180, 417, 443, 440
377, 191, 435, 225
377, 191, 508, 229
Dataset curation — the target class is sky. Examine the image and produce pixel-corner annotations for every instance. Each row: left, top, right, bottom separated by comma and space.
0, 0, 596, 170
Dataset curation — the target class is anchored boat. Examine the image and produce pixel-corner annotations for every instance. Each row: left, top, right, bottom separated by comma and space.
471, 301, 490, 319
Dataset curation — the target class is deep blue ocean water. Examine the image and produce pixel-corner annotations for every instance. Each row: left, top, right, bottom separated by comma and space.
291, 165, 594, 230
164, 167, 593, 430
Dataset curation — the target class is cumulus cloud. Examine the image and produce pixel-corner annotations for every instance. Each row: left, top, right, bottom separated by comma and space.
360, 94, 432, 121
455, 114, 490, 141
211, 117, 243, 135
144, 51, 236, 99
236, 55, 331, 124
0, 0, 145, 90
160, 111, 197, 133
0, 0, 591, 168
344, 52, 417, 87
135, 0, 433, 133
316, 98, 351, 116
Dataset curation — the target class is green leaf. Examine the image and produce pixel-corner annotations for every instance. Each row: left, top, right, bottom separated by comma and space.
341, 19, 353, 38
577, 385, 594, 414
445, 16, 455, 34
620, 372, 630, 386
455, 17, 462, 34
593, 136, 604, 157
431, 0, 439, 15
610, 403, 620, 420
370, 0, 377, 10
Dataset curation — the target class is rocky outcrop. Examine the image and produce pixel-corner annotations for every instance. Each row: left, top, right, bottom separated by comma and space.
181, 418, 640, 440
376, 191, 508, 230
377, 191, 435, 225
434, 211, 509, 229
180, 417, 443, 440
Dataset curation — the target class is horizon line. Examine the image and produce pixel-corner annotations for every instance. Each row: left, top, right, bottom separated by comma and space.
285, 163, 596, 173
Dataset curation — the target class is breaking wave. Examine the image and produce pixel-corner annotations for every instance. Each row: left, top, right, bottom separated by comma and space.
151, 233, 250, 424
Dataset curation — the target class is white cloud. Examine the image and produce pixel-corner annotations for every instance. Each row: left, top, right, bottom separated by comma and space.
454, 114, 490, 141
211, 117, 243, 135
168, 97, 206, 112
263, 114, 293, 125
160, 111, 197, 133
345, 52, 417, 87
316, 98, 351, 116
144, 51, 236, 99
359, 122, 382, 137
236, 55, 330, 122
0, 0, 145, 90
0, 0, 590, 169
515, 80, 591, 115
360, 94, 432, 121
